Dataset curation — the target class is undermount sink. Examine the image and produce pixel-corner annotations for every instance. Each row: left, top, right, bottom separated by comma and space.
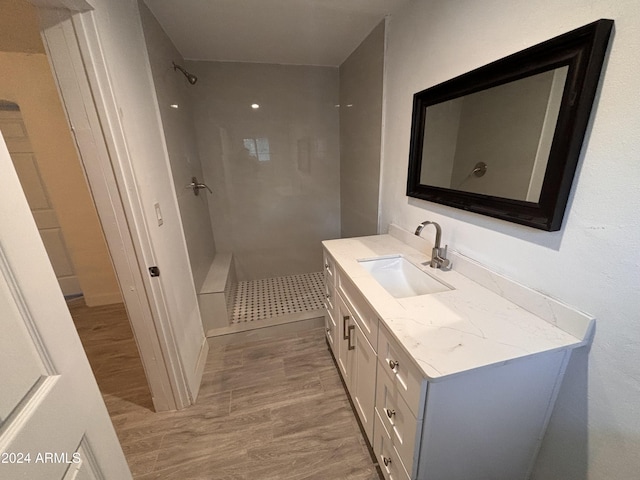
358, 255, 453, 298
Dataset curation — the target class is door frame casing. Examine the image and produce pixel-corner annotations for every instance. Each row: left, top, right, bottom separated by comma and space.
37, 4, 193, 411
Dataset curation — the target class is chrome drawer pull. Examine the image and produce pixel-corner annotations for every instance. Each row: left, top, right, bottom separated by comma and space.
385, 408, 396, 419
383, 457, 391, 467
343, 316, 350, 339
348, 325, 355, 350
389, 359, 399, 370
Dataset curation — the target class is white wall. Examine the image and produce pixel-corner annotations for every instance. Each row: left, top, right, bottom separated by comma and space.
0, 51, 122, 307
0, 0, 122, 306
381, 1, 640, 478
83, 0, 205, 395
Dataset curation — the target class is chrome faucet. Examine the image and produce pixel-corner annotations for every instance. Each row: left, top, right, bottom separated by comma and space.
415, 221, 450, 269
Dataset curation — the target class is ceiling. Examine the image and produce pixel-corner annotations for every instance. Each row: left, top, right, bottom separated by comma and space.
142, 0, 411, 66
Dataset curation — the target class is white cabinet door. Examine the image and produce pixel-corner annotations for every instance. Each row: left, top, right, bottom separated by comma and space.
336, 294, 354, 386
335, 290, 377, 443
0, 133, 131, 479
351, 322, 377, 443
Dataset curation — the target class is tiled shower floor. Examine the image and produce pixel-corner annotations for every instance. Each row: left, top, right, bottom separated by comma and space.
230, 272, 324, 324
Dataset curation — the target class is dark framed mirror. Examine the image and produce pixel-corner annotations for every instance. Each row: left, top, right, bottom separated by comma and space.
406, 19, 613, 231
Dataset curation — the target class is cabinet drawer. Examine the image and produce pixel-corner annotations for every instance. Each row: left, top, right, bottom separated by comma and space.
324, 308, 337, 356
324, 279, 335, 314
376, 362, 421, 475
378, 324, 426, 419
323, 249, 336, 286
337, 268, 379, 350
374, 410, 411, 480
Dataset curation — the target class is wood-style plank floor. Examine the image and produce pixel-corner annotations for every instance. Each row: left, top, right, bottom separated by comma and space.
69, 299, 381, 479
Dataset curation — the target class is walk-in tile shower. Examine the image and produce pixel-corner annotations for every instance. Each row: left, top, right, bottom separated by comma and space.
140, 4, 339, 334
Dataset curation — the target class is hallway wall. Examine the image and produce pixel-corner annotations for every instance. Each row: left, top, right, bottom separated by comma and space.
0, 0, 121, 306
187, 60, 341, 281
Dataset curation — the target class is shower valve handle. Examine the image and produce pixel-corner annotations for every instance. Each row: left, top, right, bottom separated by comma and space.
187, 177, 212, 196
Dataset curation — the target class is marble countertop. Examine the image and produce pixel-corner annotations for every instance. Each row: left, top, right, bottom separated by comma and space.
323, 227, 592, 381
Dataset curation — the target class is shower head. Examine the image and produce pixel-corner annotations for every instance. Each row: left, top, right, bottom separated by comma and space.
172, 62, 197, 85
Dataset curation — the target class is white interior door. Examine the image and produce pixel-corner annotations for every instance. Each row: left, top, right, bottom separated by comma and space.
0, 109, 81, 298
0, 132, 131, 479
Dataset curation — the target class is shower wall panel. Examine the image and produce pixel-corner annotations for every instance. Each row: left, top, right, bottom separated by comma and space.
187, 61, 340, 281
339, 20, 385, 238
140, 2, 216, 290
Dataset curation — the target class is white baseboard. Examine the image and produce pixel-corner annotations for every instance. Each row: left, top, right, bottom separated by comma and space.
84, 291, 123, 306
190, 336, 210, 402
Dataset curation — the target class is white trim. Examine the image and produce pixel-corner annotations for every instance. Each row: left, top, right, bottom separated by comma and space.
72, 8, 191, 408
28, 0, 92, 11
38, 7, 191, 410
191, 337, 209, 401
377, 16, 390, 235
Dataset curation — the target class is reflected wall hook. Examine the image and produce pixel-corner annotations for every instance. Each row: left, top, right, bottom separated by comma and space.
455, 162, 488, 188
471, 162, 488, 177
186, 177, 212, 196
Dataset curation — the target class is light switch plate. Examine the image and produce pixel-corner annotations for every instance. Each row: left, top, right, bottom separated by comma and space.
154, 202, 163, 226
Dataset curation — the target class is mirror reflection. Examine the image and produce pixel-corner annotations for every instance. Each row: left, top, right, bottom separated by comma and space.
420, 66, 568, 202
407, 19, 613, 231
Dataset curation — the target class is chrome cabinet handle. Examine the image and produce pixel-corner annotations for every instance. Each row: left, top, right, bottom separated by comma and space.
389, 359, 399, 370
383, 457, 391, 467
325, 262, 330, 269
348, 325, 355, 350
343, 315, 350, 340
385, 408, 396, 419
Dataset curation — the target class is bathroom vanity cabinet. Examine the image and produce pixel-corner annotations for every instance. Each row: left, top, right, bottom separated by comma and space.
322, 226, 593, 480
373, 324, 567, 480
322, 251, 337, 355
325, 248, 378, 442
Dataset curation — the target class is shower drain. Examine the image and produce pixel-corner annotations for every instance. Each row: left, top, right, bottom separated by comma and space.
230, 272, 324, 323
